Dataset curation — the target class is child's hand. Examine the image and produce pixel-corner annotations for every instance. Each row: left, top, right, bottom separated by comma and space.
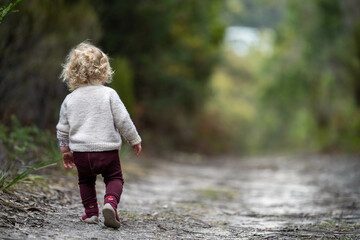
132, 143, 142, 156
63, 151, 75, 169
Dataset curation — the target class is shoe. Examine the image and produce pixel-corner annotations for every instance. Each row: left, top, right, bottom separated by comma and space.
81, 214, 99, 224
102, 203, 120, 228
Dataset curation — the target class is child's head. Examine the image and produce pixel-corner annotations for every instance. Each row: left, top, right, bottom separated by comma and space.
61, 42, 113, 91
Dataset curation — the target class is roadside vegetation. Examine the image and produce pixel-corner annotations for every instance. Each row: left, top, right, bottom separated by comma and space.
0, 116, 58, 190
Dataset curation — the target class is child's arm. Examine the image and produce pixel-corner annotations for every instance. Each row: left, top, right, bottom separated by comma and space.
110, 90, 142, 154
61, 146, 75, 169
56, 99, 75, 168
132, 143, 142, 156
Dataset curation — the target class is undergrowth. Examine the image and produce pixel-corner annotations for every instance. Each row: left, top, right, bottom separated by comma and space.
0, 116, 60, 190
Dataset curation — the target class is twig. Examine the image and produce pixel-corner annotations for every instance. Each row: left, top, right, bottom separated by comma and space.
157, 224, 168, 231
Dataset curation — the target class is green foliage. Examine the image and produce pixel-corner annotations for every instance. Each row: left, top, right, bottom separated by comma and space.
0, 0, 21, 24
93, 0, 225, 152
3, 0, 358, 155
208, 43, 271, 154
259, 0, 360, 152
1, 160, 56, 190
0, 116, 59, 190
110, 57, 135, 114
209, 0, 360, 154
0, 0, 101, 128
222, 0, 285, 28
1, 0, 225, 154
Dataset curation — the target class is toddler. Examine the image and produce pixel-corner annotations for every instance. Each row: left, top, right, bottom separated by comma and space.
56, 42, 142, 229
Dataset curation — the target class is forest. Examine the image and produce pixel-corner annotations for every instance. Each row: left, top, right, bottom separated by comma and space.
1, 0, 360, 157
1, 0, 360, 239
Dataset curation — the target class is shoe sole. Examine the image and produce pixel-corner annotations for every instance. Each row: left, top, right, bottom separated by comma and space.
102, 203, 120, 228
82, 215, 98, 224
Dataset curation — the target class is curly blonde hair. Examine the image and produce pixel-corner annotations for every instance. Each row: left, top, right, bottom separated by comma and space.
60, 42, 113, 91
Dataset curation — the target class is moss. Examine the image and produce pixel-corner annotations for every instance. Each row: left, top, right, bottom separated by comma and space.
196, 188, 236, 201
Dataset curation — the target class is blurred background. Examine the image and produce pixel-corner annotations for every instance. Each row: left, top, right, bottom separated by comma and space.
1, 0, 360, 157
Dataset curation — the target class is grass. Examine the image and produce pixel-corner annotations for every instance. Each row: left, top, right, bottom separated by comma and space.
0, 0, 22, 24
0, 116, 60, 190
1, 160, 56, 190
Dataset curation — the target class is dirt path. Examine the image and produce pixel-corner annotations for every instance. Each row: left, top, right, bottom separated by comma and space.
1, 155, 360, 239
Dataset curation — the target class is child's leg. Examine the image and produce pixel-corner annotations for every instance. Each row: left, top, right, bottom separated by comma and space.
78, 175, 98, 216
73, 152, 99, 218
97, 151, 123, 228
102, 151, 124, 204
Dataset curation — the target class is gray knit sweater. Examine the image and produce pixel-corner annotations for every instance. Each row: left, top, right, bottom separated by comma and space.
56, 85, 141, 152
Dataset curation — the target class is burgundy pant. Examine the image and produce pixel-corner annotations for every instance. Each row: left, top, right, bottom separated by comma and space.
73, 150, 124, 211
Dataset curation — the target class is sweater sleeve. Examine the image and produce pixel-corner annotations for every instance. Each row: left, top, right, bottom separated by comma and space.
110, 90, 142, 146
56, 100, 70, 145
